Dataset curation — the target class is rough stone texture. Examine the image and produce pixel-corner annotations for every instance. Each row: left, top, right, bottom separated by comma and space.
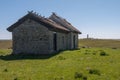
13, 19, 49, 54
12, 19, 79, 54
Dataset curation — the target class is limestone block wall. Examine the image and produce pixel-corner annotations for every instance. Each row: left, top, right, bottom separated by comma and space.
48, 31, 79, 52
49, 31, 68, 52
67, 32, 78, 49
11, 19, 79, 54
56, 32, 68, 51
12, 19, 51, 54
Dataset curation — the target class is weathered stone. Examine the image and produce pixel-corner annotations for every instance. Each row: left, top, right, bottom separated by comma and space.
7, 12, 81, 54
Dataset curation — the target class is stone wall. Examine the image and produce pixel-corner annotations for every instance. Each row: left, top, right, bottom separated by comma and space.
48, 31, 78, 52
48, 31, 68, 53
67, 32, 79, 49
12, 19, 79, 54
12, 19, 51, 54
56, 32, 68, 51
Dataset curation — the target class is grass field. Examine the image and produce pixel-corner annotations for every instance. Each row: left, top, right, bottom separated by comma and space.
79, 39, 120, 48
0, 39, 120, 80
0, 40, 12, 49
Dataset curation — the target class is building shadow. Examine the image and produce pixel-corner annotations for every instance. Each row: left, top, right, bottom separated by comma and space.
0, 51, 63, 61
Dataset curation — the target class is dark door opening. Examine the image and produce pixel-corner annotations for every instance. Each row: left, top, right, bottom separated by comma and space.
73, 35, 76, 49
53, 33, 57, 51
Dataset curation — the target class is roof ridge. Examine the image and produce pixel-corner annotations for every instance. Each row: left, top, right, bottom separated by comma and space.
49, 13, 81, 34
7, 11, 70, 32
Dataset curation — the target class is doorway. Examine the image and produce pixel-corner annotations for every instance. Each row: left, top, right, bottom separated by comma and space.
53, 32, 57, 51
73, 35, 76, 49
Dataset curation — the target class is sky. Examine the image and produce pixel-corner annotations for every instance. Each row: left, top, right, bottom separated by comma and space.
0, 0, 120, 39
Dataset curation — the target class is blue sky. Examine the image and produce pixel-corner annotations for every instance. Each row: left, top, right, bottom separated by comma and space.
0, 0, 120, 39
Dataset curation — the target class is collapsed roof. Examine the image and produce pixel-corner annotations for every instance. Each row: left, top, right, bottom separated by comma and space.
7, 11, 81, 34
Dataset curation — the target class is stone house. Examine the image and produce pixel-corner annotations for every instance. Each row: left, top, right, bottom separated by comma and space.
7, 11, 81, 54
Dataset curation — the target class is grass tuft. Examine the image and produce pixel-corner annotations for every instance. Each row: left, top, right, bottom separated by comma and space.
57, 56, 66, 60
112, 47, 117, 49
14, 77, 18, 80
74, 72, 87, 80
83, 76, 87, 80
84, 50, 91, 55
74, 72, 83, 79
88, 69, 101, 75
99, 51, 108, 56
4, 69, 8, 72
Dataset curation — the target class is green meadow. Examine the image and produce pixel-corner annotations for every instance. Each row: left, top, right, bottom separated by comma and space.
0, 39, 120, 80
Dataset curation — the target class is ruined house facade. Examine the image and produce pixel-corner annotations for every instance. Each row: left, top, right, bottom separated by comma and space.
7, 12, 81, 54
